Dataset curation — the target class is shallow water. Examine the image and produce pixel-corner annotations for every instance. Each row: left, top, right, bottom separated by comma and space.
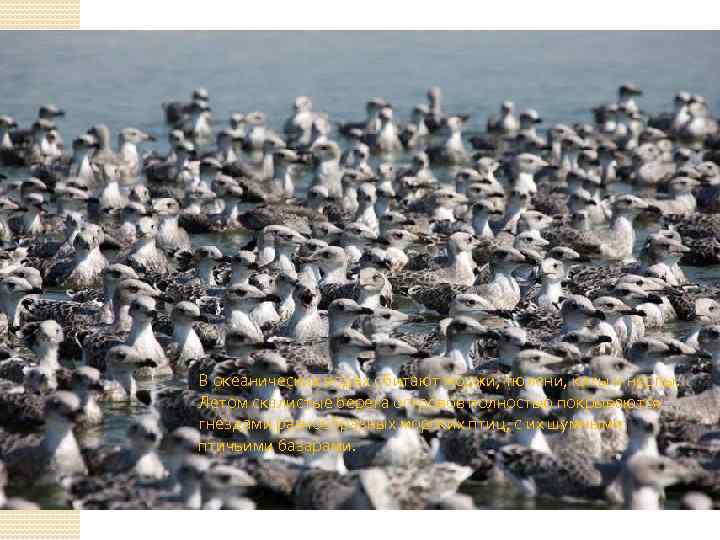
2, 31, 720, 508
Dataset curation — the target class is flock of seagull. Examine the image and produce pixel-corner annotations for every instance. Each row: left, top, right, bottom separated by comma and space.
0, 83, 719, 510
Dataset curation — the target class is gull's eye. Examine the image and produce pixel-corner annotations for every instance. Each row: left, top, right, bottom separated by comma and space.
657, 463, 666, 472
219, 474, 231, 483
382, 314, 391, 320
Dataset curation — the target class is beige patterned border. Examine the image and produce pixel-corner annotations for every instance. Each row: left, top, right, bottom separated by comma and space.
0, 511, 80, 539
0, 1, 80, 29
